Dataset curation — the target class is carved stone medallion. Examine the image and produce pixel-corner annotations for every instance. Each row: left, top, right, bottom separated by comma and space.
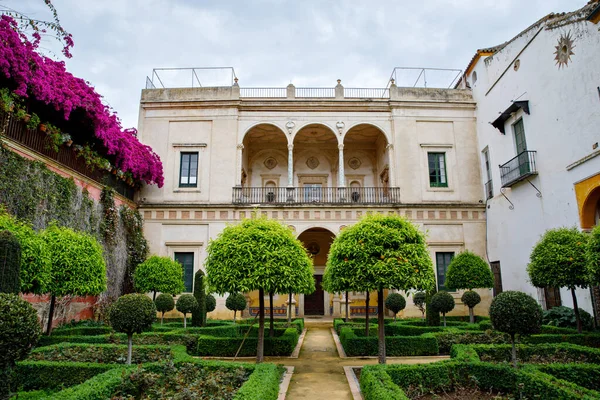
264, 157, 277, 170
306, 156, 320, 169
348, 157, 361, 170
554, 31, 575, 69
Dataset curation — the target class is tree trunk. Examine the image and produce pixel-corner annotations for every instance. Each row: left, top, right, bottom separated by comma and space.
153, 290, 156, 301
127, 334, 133, 365
234, 310, 237, 322
269, 291, 275, 338
442, 313, 447, 327
469, 307, 474, 324
257, 288, 265, 363
46, 295, 56, 336
365, 291, 370, 337
287, 293, 292, 325
377, 288, 386, 364
161, 312, 164, 325
511, 334, 517, 369
571, 288, 583, 334
345, 291, 349, 323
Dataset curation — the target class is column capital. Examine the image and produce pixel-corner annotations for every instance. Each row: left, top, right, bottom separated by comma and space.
338, 143, 344, 150
237, 143, 244, 150
386, 143, 393, 150
288, 144, 294, 151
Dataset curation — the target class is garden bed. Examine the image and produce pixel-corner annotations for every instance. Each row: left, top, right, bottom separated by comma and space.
27, 343, 174, 364
196, 326, 300, 357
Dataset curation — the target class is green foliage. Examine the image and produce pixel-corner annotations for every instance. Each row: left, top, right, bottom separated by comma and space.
413, 291, 426, 315
543, 306, 594, 331
13, 361, 117, 391
134, 256, 185, 296
527, 227, 589, 290
425, 289, 440, 326
192, 269, 206, 327
432, 329, 510, 353
444, 250, 494, 290
461, 290, 481, 308
339, 327, 439, 356
226, 293, 247, 312
99, 188, 117, 246
28, 343, 172, 364
0, 293, 40, 367
154, 293, 174, 314
360, 366, 408, 400
537, 364, 600, 391
523, 333, 600, 348
429, 291, 455, 314
323, 214, 434, 293
0, 210, 50, 294
206, 294, 216, 313
234, 363, 283, 400
42, 225, 107, 296
385, 293, 406, 316
119, 207, 148, 294
196, 327, 299, 357
489, 291, 543, 337
587, 224, 600, 285
465, 343, 600, 364
109, 294, 156, 335
176, 294, 198, 317
206, 216, 315, 295
0, 230, 20, 293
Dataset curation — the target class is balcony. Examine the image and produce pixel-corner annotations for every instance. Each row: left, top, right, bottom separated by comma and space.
500, 150, 538, 187
232, 187, 401, 205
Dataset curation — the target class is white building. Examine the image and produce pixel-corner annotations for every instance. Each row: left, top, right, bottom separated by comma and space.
459, 1, 600, 317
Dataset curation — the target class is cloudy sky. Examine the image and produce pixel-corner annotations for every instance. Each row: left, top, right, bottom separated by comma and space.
15, 0, 583, 130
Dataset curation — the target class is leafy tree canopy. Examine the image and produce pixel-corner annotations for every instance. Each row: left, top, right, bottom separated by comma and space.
155, 293, 175, 314
587, 224, 600, 285
0, 293, 40, 367
489, 291, 542, 337
323, 214, 435, 293
110, 294, 156, 335
430, 291, 455, 314
206, 216, 315, 295
527, 227, 589, 290
385, 293, 406, 314
445, 250, 494, 290
42, 225, 106, 296
134, 256, 185, 296
176, 294, 198, 315
226, 293, 247, 312
461, 290, 481, 308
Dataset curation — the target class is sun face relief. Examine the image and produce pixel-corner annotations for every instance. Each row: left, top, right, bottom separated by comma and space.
554, 31, 575, 68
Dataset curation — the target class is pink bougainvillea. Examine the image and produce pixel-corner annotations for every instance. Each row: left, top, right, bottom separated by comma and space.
0, 15, 163, 187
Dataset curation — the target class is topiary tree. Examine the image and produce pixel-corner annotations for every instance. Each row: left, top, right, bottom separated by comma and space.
430, 291, 455, 327
109, 294, 156, 365
489, 291, 543, 368
0, 293, 41, 398
445, 250, 494, 323
176, 294, 198, 329
206, 294, 216, 314
385, 293, 406, 322
0, 211, 50, 295
413, 291, 426, 321
425, 289, 440, 326
323, 214, 435, 364
154, 293, 174, 325
0, 230, 20, 294
42, 225, 106, 335
134, 256, 185, 301
226, 293, 247, 322
206, 216, 314, 363
461, 290, 481, 320
587, 224, 600, 288
192, 270, 206, 327
527, 227, 588, 333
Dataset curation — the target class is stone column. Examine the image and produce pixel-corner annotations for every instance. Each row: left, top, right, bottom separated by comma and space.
235, 143, 244, 186
287, 144, 294, 187
386, 143, 395, 186
332, 294, 342, 317
338, 143, 345, 187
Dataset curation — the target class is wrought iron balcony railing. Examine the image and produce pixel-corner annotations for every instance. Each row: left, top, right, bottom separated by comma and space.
484, 179, 493, 200
232, 187, 400, 205
499, 150, 538, 187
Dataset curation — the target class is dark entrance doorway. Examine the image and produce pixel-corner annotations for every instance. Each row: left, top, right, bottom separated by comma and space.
304, 275, 324, 315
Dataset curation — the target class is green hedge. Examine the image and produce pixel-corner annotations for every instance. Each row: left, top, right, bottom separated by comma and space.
234, 363, 284, 400
42, 367, 134, 400
196, 327, 299, 357
13, 361, 117, 391
28, 343, 174, 364
50, 326, 113, 336
455, 343, 600, 364
537, 363, 600, 391
540, 325, 579, 334
432, 329, 510, 353
523, 334, 600, 348
360, 366, 408, 400
339, 327, 438, 357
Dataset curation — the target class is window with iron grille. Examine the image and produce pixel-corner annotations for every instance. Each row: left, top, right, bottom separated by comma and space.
428, 153, 448, 188
436, 252, 454, 291
179, 152, 198, 188
174, 252, 194, 292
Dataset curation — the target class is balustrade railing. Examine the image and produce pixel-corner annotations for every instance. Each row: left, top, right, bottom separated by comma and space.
232, 186, 400, 205
499, 150, 538, 187
295, 87, 335, 98
239, 87, 287, 98
344, 88, 390, 98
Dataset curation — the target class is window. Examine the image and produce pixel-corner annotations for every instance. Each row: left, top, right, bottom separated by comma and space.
428, 153, 448, 188
174, 252, 194, 292
179, 152, 198, 187
543, 287, 562, 310
512, 119, 531, 176
490, 261, 503, 297
483, 149, 493, 199
435, 252, 454, 291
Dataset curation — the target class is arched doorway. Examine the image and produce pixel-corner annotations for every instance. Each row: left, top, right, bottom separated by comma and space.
575, 173, 600, 230
297, 227, 335, 316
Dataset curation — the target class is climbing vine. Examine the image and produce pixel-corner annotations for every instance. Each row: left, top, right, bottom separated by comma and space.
120, 206, 148, 294
100, 187, 117, 245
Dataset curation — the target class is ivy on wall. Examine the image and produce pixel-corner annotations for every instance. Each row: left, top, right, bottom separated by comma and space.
0, 145, 147, 299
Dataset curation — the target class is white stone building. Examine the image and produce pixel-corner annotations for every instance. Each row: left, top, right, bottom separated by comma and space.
458, 1, 600, 318
137, 72, 489, 319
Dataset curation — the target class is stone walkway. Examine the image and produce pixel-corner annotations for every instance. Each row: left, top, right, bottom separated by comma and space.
265, 321, 447, 399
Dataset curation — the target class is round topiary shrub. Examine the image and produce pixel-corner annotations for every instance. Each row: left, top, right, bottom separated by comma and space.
0, 230, 21, 294
461, 290, 481, 312
385, 293, 406, 321
225, 293, 247, 322
206, 294, 216, 313
176, 294, 198, 328
154, 293, 175, 325
430, 291, 455, 327
489, 291, 543, 368
413, 291, 426, 320
0, 293, 41, 397
109, 294, 156, 365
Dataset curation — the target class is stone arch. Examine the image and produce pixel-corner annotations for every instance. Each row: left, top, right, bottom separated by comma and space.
581, 186, 600, 229
343, 123, 391, 189
343, 122, 391, 144
240, 122, 289, 145
292, 122, 339, 144
242, 124, 289, 188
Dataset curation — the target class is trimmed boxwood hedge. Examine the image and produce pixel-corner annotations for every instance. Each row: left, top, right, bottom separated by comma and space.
13, 361, 117, 391
339, 327, 438, 357
49, 326, 113, 336
523, 334, 600, 348
27, 343, 173, 364
459, 343, 600, 364
196, 327, 299, 357
537, 363, 600, 391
